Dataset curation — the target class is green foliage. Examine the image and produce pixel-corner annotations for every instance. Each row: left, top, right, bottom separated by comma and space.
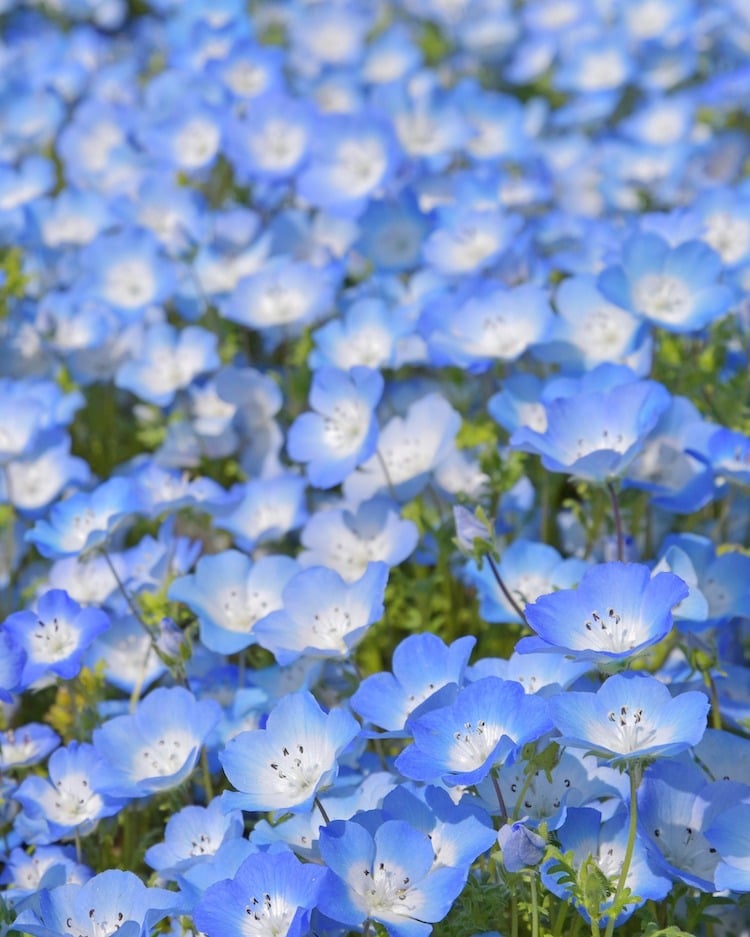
432, 870, 513, 937
0, 247, 28, 318
45, 662, 110, 742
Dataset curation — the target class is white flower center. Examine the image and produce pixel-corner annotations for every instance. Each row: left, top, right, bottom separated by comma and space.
357, 862, 418, 916
31, 615, 79, 663
606, 704, 657, 753
268, 743, 322, 798
450, 719, 502, 769
633, 274, 692, 323
137, 732, 191, 777
244, 892, 295, 937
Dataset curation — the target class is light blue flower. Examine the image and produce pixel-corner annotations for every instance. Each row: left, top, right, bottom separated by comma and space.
549, 672, 709, 766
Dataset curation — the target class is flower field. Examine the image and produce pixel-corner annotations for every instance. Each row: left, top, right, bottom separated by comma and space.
2, 1, 750, 936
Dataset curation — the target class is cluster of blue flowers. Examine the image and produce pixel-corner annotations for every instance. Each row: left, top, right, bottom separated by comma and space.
2, 0, 750, 936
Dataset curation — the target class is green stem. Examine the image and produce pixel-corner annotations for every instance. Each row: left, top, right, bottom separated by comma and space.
552, 897, 568, 937
529, 873, 540, 937
510, 889, 519, 937
200, 748, 214, 803
314, 796, 331, 825
604, 764, 641, 937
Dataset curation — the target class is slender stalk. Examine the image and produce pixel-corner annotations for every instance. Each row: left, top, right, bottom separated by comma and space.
604, 764, 641, 937
101, 548, 152, 634
314, 796, 331, 825
510, 890, 519, 937
552, 897, 568, 937
486, 555, 529, 627
491, 767, 509, 820
606, 481, 625, 563
200, 748, 214, 802
375, 450, 399, 501
529, 873, 540, 937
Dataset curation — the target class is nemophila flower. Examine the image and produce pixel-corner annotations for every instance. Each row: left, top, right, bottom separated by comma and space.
145, 799, 245, 879
422, 206, 522, 276
26, 476, 142, 559
226, 94, 313, 182
344, 392, 461, 505
220, 690, 360, 814
637, 760, 729, 891
299, 497, 419, 581
310, 297, 416, 370
287, 366, 384, 489
214, 473, 308, 552
3, 588, 110, 685
509, 376, 671, 483
12, 868, 181, 937
380, 784, 497, 870
539, 274, 649, 372
296, 114, 399, 217
115, 322, 220, 407
623, 394, 717, 514
597, 231, 733, 332
222, 257, 336, 334
13, 741, 123, 844
471, 651, 591, 698
168, 549, 299, 654
351, 633, 476, 735
356, 197, 428, 273
0, 844, 91, 906
497, 821, 546, 873
658, 533, 750, 630
395, 677, 552, 787
541, 806, 671, 927
549, 672, 709, 766
518, 562, 687, 663
253, 562, 388, 665
420, 281, 553, 371
140, 102, 223, 174
318, 818, 468, 937
0, 723, 60, 770
92, 686, 221, 798
193, 847, 329, 937
695, 187, 750, 268
79, 229, 176, 315
3, 432, 91, 515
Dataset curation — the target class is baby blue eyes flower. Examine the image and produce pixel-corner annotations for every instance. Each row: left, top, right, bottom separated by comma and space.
510, 376, 671, 483
597, 231, 733, 333
287, 366, 384, 489
13, 868, 181, 937
497, 822, 546, 873
3, 588, 110, 685
253, 562, 388, 665
395, 677, 552, 786
318, 818, 468, 937
219, 690, 360, 814
549, 672, 709, 766
92, 686, 221, 798
193, 848, 329, 937
520, 562, 688, 663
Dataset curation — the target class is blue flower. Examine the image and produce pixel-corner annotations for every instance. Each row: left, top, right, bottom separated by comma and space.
168, 549, 299, 654
0, 723, 60, 770
351, 633, 476, 734
92, 686, 221, 798
395, 677, 552, 786
598, 231, 733, 333
549, 672, 709, 766
519, 562, 688, 663
3, 589, 110, 685
497, 822, 546, 873
193, 848, 329, 937
510, 376, 671, 483
253, 562, 388, 665
287, 366, 383, 489
318, 818, 468, 937
705, 802, 750, 892
219, 690, 360, 815
13, 868, 182, 937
